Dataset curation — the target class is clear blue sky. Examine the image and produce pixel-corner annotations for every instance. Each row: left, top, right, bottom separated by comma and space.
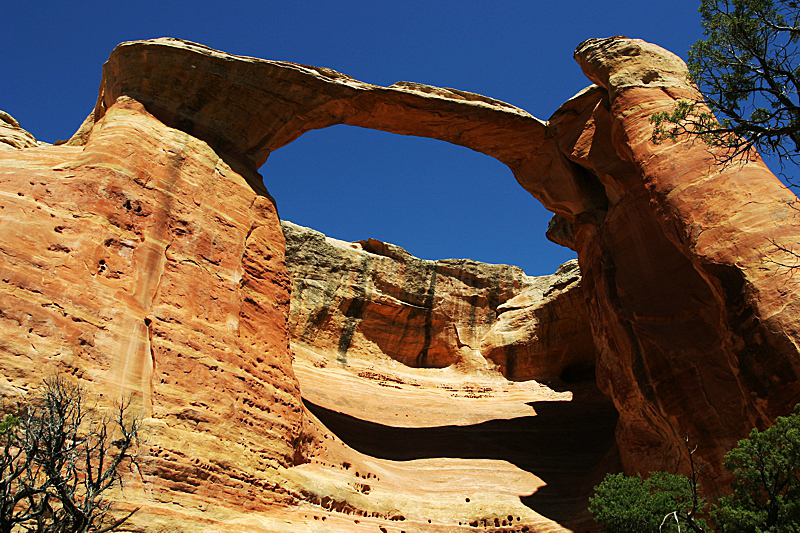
2, 1, 705, 275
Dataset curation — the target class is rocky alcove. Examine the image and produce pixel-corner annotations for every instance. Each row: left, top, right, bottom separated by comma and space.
281, 218, 617, 528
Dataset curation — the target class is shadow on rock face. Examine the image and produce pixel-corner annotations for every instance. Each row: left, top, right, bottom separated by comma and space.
303, 389, 619, 528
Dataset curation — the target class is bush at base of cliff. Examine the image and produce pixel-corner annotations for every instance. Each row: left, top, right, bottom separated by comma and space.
590, 405, 800, 533
712, 405, 800, 533
588, 471, 700, 533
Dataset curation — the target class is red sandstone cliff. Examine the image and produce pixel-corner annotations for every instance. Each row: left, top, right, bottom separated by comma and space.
562, 38, 800, 485
282, 221, 614, 531
1, 35, 799, 531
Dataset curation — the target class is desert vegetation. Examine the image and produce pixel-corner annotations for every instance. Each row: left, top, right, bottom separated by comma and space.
590, 405, 800, 532
0, 376, 140, 533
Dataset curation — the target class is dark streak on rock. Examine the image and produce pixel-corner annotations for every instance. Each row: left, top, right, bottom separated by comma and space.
337, 256, 370, 364
505, 343, 517, 379
415, 264, 437, 368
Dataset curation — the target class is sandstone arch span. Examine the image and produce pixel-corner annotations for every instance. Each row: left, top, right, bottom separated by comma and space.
259, 123, 572, 275
3, 35, 800, 531
77, 37, 602, 219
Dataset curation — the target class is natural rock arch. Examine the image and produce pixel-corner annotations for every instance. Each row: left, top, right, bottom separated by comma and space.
78, 38, 599, 218
260, 123, 569, 274
78, 37, 800, 486
3, 37, 800, 531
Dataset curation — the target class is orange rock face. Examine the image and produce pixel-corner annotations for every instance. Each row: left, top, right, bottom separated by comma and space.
1, 110, 40, 149
2, 35, 800, 531
562, 38, 800, 485
282, 222, 615, 532
0, 97, 302, 527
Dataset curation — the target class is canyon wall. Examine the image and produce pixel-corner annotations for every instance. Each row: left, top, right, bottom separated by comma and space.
1, 35, 800, 530
282, 222, 614, 532
563, 39, 800, 484
84, 36, 799, 483
283, 220, 595, 381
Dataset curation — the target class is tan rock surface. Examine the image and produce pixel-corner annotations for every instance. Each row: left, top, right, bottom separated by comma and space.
283, 220, 595, 380
0, 97, 303, 528
561, 37, 800, 485
291, 350, 618, 533
281, 222, 614, 531
0, 99, 612, 532
480, 260, 596, 381
0, 110, 40, 149
84, 37, 597, 219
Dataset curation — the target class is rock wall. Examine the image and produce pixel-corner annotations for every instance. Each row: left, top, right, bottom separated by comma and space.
560, 38, 800, 484
283, 220, 595, 381
0, 97, 303, 527
1, 110, 40, 149
86, 36, 800, 487
281, 222, 613, 533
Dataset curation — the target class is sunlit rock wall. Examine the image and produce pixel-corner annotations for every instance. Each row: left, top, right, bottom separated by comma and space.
283, 220, 595, 380
2, 35, 800, 530
0, 98, 303, 527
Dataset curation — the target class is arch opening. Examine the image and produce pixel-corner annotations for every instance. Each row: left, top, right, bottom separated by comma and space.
266, 124, 618, 532
261, 124, 576, 277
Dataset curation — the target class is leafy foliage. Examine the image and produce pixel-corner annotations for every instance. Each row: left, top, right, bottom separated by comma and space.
589, 436, 708, 533
713, 405, 800, 532
589, 406, 800, 533
651, 0, 800, 165
0, 417, 19, 437
589, 471, 704, 533
0, 376, 140, 533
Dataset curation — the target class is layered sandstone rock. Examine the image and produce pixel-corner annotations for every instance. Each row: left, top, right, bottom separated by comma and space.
282, 222, 614, 532
283, 220, 595, 381
0, 100, 303, 529
559, 38, 800, 485
0, 110, 40, 149
83, 35, 800, 495
80, 37, 597, 218
2, 34, 800, 532
0, 103, 609, 533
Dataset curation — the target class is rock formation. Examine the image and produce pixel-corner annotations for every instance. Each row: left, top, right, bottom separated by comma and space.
1, 110, 40, 149
283, 222, 616, 532
0, 97, 304, 529
564, 38, 800, 485
1, 35, 799, 531
283, 220, 595, 381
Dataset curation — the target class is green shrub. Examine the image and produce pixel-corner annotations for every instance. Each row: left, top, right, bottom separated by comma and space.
589, 471, 701, 533
590, 405, 800, 533
713, 405, 800, 533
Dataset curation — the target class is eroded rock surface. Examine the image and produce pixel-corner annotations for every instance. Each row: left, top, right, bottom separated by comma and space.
0, 100, 303, 529
0, 110, 40, 149
1, 35, 800, 532
283, 220, 594, 380
281, 222, 615, 532
560, 38, 800, 485
84, 38, 597, 218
